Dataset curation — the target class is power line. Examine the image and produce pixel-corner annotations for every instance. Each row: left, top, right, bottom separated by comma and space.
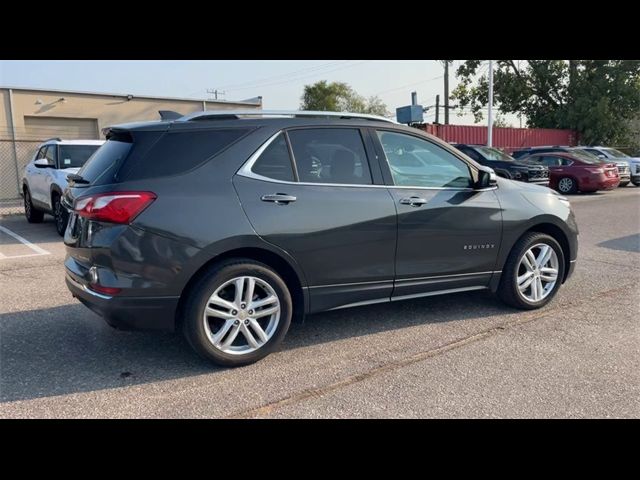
223, 61, 370, 92
214, 60, 348, 90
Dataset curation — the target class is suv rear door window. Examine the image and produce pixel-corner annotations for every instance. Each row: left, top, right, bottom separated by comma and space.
251, 133, 295, 182
287, 128, 372, 185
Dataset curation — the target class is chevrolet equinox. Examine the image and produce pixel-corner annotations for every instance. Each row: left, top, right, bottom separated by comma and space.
63, 110, 578, 366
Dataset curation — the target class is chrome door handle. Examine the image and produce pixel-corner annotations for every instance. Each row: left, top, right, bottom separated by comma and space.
399, 196, 427, 207
261, 193, 297, 204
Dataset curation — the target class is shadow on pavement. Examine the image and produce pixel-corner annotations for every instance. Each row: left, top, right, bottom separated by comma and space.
597, 233, 640, 253
0, 290, 512, 403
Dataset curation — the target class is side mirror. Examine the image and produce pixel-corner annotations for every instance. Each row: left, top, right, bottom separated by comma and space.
34, 158, 51, 168
476, 166, 497, 189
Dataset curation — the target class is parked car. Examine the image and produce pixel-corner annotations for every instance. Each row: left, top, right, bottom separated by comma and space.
451, 143, 549, 184
512, 146, 630, 187
522, 151, 620, 194
63, 110, 578, 367
581, 146, 640, 187
22, 138, 104, 235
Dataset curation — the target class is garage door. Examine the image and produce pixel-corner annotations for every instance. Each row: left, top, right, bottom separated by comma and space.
23, 116, 99, 141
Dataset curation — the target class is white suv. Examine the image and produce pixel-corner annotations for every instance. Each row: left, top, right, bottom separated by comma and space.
22, 138, 104, 235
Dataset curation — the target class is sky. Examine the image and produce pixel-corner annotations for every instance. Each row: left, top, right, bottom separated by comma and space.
0, 60, 521, 126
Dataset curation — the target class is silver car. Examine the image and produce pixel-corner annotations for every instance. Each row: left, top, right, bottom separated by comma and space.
22, 138, 104, 235
582, 146, 640, 187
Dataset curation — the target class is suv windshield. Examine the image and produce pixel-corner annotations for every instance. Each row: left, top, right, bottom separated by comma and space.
58, 145, 100, 169
603, 148, 628, 158
471, 146, 513, 161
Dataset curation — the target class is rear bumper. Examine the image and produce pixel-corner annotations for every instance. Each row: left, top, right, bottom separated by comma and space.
65, 272, 178, 332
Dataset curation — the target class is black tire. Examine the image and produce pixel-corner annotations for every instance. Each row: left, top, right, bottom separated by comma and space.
53, 194, 67, 236
497, 232, 565, 310
632, 180, 640, 187
557, 177, 577, 194
618, 181, 629, 188
23, 188, 44, 223
181, 258, 292, 367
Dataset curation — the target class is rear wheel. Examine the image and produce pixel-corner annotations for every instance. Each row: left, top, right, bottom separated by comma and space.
23, 188, 44, 223
497, 232, 565, 310
182, 259, 292, 367
557, 177, 577, 194
53, 194, 67, 236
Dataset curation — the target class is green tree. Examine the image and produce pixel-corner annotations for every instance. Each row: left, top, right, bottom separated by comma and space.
452, 60, 640, 145
300, 80, 388, 116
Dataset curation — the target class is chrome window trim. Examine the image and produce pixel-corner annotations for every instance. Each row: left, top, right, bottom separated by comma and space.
237, 130, 497, 192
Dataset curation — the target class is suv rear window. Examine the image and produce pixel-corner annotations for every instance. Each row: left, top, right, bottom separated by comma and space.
77, 135, 133, 185
119, 129, 250, 181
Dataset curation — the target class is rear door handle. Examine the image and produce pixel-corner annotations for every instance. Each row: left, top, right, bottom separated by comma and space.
399, 196, 427, 207
261, 193, 297, 205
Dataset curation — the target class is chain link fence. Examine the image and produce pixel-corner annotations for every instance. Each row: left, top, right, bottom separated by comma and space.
0, 139, 42, 216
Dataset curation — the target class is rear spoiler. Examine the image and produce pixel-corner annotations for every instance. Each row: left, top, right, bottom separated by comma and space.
159, 110, 183, 121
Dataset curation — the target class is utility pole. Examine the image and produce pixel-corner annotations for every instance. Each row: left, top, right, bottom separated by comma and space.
487, 60, 494, 147
444, 61, 450, 124
435, 95, 440, 124
207, 88, 225, 101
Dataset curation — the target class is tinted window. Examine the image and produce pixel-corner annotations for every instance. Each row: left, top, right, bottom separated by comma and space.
584, 148, 608, 159
288, 128, 372, 185
121, 129, 249, 181
539, 156, 562, 166
78, 136, 133, 185
377, 131, 472, 188
471, 146, 513, 161
251, 133, 295, 182
459, 147, 482, 162
58, 145, 100, 169
36, 147, 47, 160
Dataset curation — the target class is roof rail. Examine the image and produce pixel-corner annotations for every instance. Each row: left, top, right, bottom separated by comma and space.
42, 137, 62, 143
177, 109, 395, 124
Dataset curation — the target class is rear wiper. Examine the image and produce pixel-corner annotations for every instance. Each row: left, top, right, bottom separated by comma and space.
66, 173, 90, 184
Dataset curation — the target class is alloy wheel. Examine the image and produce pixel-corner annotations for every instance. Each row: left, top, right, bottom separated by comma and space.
558, 178, 574, 193
202, 276, 280, 355
516, 243, 559, 303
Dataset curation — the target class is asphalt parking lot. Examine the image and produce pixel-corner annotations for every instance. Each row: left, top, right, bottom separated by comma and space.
0, 187, 639, 418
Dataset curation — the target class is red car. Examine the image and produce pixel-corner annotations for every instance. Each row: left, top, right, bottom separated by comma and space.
522, 151, 619, 194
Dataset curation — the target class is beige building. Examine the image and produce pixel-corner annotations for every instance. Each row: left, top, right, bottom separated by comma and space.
0, 86, 262, 141
0, 87, 262, 204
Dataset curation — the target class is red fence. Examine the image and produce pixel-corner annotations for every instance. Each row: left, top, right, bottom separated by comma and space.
421, 124, 578, 153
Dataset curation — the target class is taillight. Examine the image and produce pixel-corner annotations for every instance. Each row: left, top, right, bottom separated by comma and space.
74, 191, 156, 224
585, 167, 604, 174
89, 284, 122, 296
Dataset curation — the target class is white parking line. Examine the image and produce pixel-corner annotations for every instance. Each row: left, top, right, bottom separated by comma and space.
0, 225, 51, 258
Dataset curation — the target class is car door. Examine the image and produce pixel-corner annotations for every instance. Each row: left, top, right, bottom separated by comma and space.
30, 145, 55, 206
233, 127, 397, 313
371, 129, 502, 299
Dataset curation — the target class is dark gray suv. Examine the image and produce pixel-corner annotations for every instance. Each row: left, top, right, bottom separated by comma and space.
63, 110, 578, 366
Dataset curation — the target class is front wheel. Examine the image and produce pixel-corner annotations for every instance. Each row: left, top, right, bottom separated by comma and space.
182, 259, 292, 367
24, 188, 44, 223
497, 232, 565, 310
618, 181, 629, 188
632, 179, 640, 187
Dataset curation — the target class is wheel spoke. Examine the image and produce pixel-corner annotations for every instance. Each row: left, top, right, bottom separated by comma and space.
244, 277, 255, 305
518, 275, 534, 292
233, 278, 245, 306
518, 271, 534, 286
250, 295, 278, 310
209, 295, 236, 312
253, 305, 279, 318
220, 323, 241, 350
536, 277, 544, 297
249, 318, 269, 343
536, 245, 552, 268
211, 319, 235, 346
205, 306, 235, 320
523, 251, 536, 271
241, 324, 260, 349
530, 276, 539, 300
